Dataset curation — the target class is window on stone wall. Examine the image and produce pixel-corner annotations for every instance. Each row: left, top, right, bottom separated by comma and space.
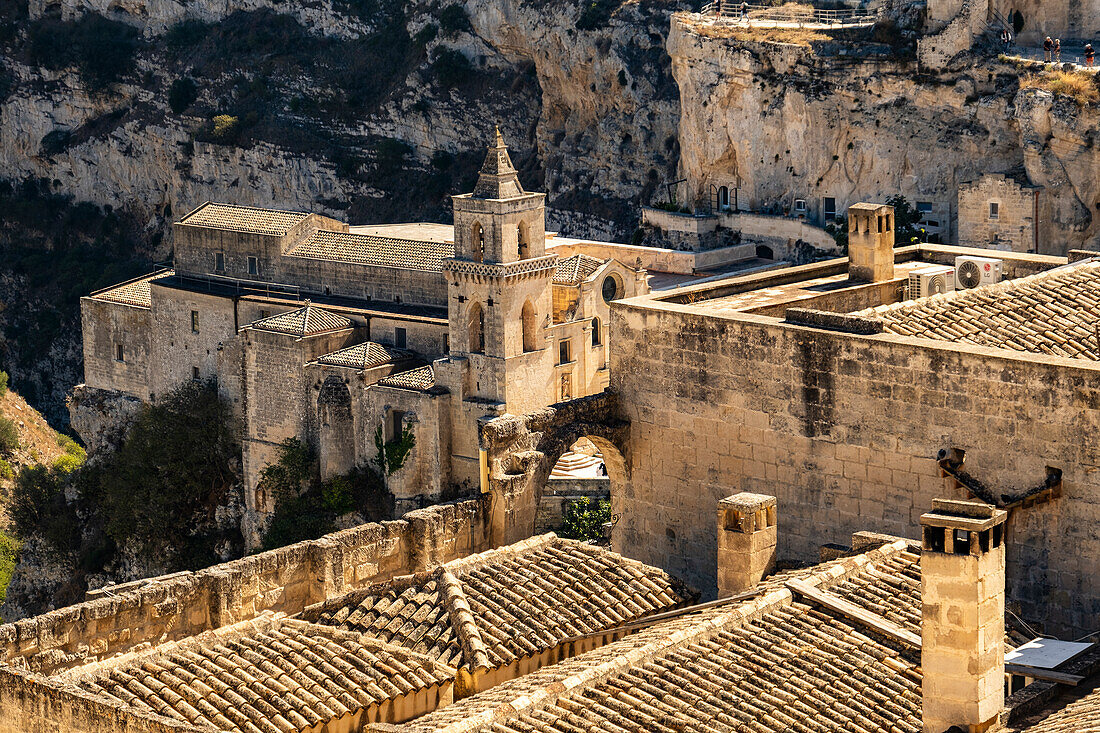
443, 334, 450, 354
394, 327, 407, 349
522, 300, 538, 352
794, 199, 807, 213
115, 343, 125, 362
214, 252, 225, 273
191, 310, 199, 333
559, 339, 572, 365
823, 197, 836, 221
191, 366, 200, 381
248, 256, 259, 276
260, 310, 270, 319
386, 410, 405, 443
469, 302, 485, 354
518, 221, 529, 259
989, 202, 1000, 220
471, 222, 485, 263
917, 201, 933, 215
592, 318, 602, 347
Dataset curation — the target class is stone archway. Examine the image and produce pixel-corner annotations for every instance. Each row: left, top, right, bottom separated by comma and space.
479, 391, 628, 546
318, 376, 355, 481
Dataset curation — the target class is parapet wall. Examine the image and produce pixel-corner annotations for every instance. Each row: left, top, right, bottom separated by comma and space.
0, 497, 492, 676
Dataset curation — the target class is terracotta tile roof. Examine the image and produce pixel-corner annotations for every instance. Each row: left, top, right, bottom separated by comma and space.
377, 365, 435, 391
553, 254, 606, 286
1007, 676, 1100, 732
178, 202, 310, 236
857, 261, 1100, 359
287, 230, 455, 271
250, 304, 353, 337
396, 538, 1044, 733
90, 270, 174, 308
303, 535, 694, 672
315, 342, 407, 369
70, 615, 454, 733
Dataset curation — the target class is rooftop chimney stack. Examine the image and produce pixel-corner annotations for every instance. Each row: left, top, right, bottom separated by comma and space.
920, 499, 1008, 733
847, 203, 896, 283
717, 492, 777, 596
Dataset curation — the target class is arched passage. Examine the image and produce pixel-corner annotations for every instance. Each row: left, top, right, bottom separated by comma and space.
480, 392, 628, 546
318, 376, 355, 481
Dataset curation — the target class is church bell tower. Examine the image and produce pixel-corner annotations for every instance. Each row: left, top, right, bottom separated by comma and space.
441, 128, 557, 415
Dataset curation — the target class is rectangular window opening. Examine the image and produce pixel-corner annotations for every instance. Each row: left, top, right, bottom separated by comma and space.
248, 256, 259, 276
191, 366, 201, 381
558, 340, 571, 365
115, 343, 125, 362
823, 197, 836, 220
394, 327, 407, 349
191, 310, 199, 333
387, 410, 406, 443
989, 202, 1000, 220
214, 252, 225, 273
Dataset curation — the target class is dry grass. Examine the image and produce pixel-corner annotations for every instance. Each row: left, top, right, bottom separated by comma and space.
1020, 69, 1100, 106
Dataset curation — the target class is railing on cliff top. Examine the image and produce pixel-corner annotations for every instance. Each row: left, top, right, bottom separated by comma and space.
699, 2, 880, 26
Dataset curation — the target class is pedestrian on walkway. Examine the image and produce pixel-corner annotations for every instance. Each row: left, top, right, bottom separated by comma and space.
1001, 28, 1011, 52
1044, 36, 1054, 61
740, 1, 748, 22
1087, 43, 1095, 68
1054, 38, 1061, 62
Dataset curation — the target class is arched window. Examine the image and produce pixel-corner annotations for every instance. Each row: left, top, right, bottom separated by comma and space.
469, 302, 485, 354
718, 186, 730, 210
522, 300, 538, 352
471, 222, 485, 263
517, 221, 529, 259
591, 317, 602, 347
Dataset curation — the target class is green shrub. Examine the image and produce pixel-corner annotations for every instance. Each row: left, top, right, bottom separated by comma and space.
10, 464, 80, 554
0, 416, 18, 456
0, 531, 20, 604
559, 498, 612, 542
0, 458, 13, 481
0, 369, 9, 397
87, 380, 238, 559
52, 453, 84, 474
210, 114, 239, 142
57, 433, 86, 459
438, 5, 472, 37
168, 78, 198, 114
431, 47, 473, 89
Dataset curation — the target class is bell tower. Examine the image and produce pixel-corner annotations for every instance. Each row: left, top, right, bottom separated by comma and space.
440, 129, 557, 416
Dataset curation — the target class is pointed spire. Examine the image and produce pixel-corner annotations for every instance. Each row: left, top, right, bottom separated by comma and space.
472, 126, 525, 199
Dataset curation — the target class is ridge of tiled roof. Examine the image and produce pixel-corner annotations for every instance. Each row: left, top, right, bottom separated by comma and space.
315, 341, 407, 370
553, 253, 607, 286
66, 613, 455, 733
304, 535, 693, 674
250, 303, 353, 337
394, 538, 919, 733
90, 270, 174, 308
178, 202, 311, 236
287, 229, 455, 271
857, 260, 1100, 360
377, 365, 436, 391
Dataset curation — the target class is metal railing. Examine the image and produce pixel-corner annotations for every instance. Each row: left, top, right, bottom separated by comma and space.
699, 1, 880, 26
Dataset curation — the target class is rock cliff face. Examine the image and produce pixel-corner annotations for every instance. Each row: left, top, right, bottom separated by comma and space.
667, 16, 1100, 252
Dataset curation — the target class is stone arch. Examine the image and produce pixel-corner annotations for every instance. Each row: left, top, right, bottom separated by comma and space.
471, 221, 485, 262
522, 299, 538, 352
756, 245, 774, 259
318, 376, 355, 481
480, 391, 628, 546
469, 301, 485, 353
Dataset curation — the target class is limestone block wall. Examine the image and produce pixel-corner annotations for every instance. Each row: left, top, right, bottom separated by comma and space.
279, 257, 448, 307
148, 284, 241, 400
547, 240, 699, 275
79, 297, 153, 400
611, 301, 1100, 635
716, 212, 838, 255
958, 174, 1041, 253
369, 316, 448, 357
0, 498, 492, 676
368, 385, 455, 511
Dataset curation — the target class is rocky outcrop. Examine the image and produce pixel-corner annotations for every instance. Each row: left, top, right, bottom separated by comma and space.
66, 385, 143, 456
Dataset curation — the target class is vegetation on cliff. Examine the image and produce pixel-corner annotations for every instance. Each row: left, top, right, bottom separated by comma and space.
260, 438, 395, 551
7, 381, 243, 614
1020, 68, 1100, 106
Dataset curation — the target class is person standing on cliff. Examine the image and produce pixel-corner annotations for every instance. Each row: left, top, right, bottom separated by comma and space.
1044, 36, 1054, 61
1087, 43, 1096, 67
1001, 28, 1011, 52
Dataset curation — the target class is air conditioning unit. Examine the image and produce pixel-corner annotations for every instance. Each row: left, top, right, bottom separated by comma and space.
955, 255, 1003, 290
908, 265, 955, 299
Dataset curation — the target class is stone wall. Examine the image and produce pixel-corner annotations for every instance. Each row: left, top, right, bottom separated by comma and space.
958, 174, 1041, 253
0, 498, 491, 676
80, 296, 152, 400
610, 299, 1100, 635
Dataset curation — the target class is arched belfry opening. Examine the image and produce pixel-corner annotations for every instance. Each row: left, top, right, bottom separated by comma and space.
518, 221, 529, 259
471, 221, 485, 262
522, 300, 538, 352
469, 301, 485, 353
317, 376, 355, 481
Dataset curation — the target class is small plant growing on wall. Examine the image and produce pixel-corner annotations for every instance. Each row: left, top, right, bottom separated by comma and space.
373, 423, 416, 476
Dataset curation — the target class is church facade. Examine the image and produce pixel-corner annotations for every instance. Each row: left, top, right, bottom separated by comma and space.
75, 132, 646, 543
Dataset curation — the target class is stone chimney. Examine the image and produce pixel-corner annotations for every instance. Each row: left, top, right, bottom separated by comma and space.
717, 492, 777, 596
847, 203, 896, 283
920, 499, 1008, 733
